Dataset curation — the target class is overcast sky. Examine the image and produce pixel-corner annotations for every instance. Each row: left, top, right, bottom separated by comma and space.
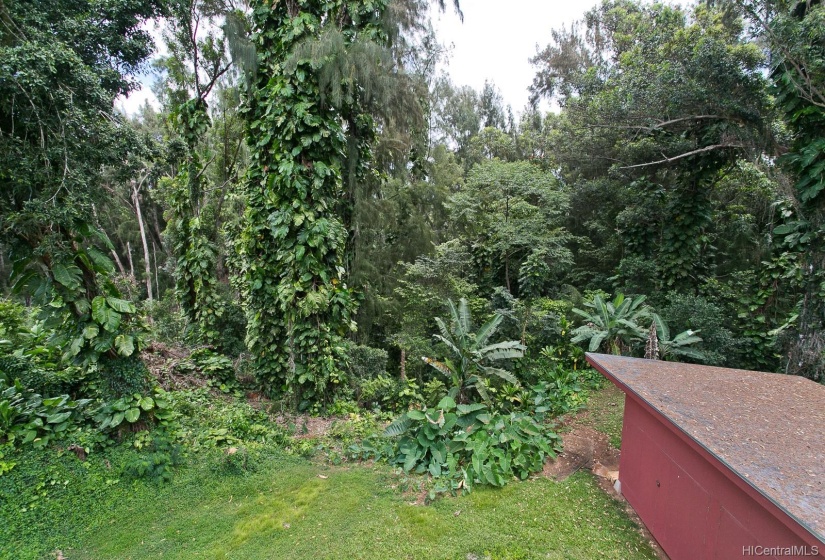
430, 0, 600, 113
116, 1, 600, 115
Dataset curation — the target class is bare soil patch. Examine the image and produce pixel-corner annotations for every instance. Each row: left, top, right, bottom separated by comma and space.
543, 425, 620, 482
542, 386, 670, 560
141, 342, 208, 391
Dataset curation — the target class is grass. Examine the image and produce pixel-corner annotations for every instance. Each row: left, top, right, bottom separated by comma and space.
2, 444, 657, 560
579, 382, 625, 448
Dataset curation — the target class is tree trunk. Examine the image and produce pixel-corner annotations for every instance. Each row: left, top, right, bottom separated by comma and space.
400, 349, 406, 380
111, 249, 127, 276
132, 182, 153, 301
126, 241, 135, 279
153, 240, 160, 300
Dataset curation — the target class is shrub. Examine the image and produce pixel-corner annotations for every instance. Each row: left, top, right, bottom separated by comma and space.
382, 396, 561, 494
345, 344, 389, 380
660, 293, 739, 366
0, 380, 91, 449
123, 433, 183, 483
175, 348, 240, 393
97, 355, 152, 400
357, 375, 423, 412
167, 389, 289, 449
424, 298, 525, 404
93, 388, 175, 435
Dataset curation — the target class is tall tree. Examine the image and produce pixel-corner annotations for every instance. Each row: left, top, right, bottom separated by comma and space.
0, 0, 163, 364
531, 1, 773, 292
239, 0, 387, 402
735, 0, 825, 380
154, 0, 238, 347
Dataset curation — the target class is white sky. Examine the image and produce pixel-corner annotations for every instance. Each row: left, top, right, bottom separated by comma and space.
430, 0, 600, 114
116, 1, 600, 115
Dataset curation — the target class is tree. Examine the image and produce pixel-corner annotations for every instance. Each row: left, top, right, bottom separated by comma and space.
154, 0, 239, 347
0, 0, 163, 364
733, 0, 825, 381
239, 0, 388, 402
531, 1, 773, 292
448, 160, 573, 297
239, 0, 462, 402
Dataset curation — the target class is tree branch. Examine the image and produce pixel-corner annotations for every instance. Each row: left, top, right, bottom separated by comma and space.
619, 144, 744, 169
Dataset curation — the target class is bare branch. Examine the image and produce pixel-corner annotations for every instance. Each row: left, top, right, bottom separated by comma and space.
619, 144, 745, 169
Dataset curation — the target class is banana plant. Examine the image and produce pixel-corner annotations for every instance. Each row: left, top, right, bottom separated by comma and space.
571, 293, 650, 355
423, 298, 525, 404
650, 313, 707, 362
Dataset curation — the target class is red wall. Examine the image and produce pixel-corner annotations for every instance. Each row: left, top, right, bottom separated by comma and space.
619, 394, 824, 560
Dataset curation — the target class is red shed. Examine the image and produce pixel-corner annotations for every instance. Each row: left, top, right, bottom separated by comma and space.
586, 353, 824, 560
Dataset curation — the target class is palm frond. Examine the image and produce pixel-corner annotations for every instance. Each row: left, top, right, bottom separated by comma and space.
671, 332, 703, 347
457, 298, 472, 337
473, 379, 492, 405
433, 331, 460, 358
589, 331, 607, 352
434, 317, 455, 346
651, 313, 670, 341
422, 356, 452, 377
478, 340, 525, 361
667, 346, 708, 361
571, 307, 591, 320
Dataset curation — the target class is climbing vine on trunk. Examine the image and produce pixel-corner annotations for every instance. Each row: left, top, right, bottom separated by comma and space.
167, 99, 225, 347
240, 0, 388, 403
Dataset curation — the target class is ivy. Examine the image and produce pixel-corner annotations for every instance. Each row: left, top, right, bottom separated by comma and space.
240, 0, 390, 403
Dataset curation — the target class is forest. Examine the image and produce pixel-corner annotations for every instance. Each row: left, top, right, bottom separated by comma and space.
0, 0, 824, 557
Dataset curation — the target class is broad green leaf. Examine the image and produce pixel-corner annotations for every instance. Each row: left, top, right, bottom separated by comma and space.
106, 297, 135, 314
52, 263, 81, 290
435, 396, 456, 411
110, 411, 125, 427
457, 403, 487, 415
124, 408, 140, 423
83, 324, 99, 340
46, 411, 72, 424
114, 334, 135, 357
406, 410, 425, 421
91, 297, 108, 324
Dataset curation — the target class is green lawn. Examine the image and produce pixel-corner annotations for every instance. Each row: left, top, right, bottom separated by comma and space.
2, 445, 656, 560
579, 383, 626, 449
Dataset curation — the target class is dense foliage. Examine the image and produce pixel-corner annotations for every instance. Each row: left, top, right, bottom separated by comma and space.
1, 0, 824, 551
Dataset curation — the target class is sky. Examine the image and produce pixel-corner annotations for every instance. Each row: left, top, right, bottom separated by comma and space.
429, 0, 600, 114
116, 1, 601, 115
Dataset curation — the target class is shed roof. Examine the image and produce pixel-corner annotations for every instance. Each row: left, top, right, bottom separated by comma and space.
586, 353, 825, 542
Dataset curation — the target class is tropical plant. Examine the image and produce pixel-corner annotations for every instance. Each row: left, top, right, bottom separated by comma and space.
0, 381, 91, 449
93, 389, 175, 434
423, 298, 525, 404
571, 294, 650, 355
382, 395, 560, 495
648, 314, 707, 362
